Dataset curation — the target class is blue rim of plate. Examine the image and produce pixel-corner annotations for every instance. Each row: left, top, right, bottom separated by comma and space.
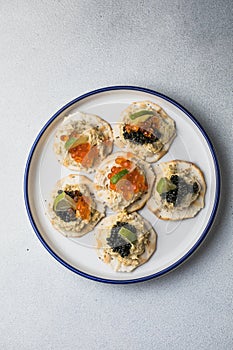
24, 85, 221, 284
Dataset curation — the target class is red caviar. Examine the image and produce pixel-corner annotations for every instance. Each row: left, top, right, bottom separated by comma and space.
76, 195, 90, 221
69, 143, 91, 164
108, 157, 148, 196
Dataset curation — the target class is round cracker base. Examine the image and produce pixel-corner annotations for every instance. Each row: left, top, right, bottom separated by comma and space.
147, 160, 206, 220
113, 101, 176, 163
48, 174, 105, 237
94, 151, 156, 212
53, 111, 113, 173
95, 212, 157, 272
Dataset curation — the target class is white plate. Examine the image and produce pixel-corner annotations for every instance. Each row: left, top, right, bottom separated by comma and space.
24, 86, 220, 284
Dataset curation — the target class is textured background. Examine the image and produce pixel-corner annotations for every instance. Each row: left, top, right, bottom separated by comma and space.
1, 1, 232, 349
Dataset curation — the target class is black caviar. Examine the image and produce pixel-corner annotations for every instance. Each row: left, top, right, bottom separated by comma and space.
123, 125, 159, 145
106, 222, 137, 258
161, 175, 199, 206
55, 190, 80, 222
56, 208, 77, 222
193, 182, 199, 194
64, 190, 82, 202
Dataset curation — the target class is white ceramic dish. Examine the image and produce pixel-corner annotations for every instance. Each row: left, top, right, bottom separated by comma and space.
24, 86, 220, 284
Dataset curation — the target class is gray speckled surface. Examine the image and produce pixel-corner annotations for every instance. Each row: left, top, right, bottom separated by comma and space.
0, 1, 232, 349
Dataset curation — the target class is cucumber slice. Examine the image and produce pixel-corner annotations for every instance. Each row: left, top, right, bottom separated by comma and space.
110, 169, 129, 184
119, 227, 137, 243
64, 137, 77, 150
53, 191, 76, 211
156, 177, 177, 195
129, 110, 154, 120
65, 135, 89, 150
